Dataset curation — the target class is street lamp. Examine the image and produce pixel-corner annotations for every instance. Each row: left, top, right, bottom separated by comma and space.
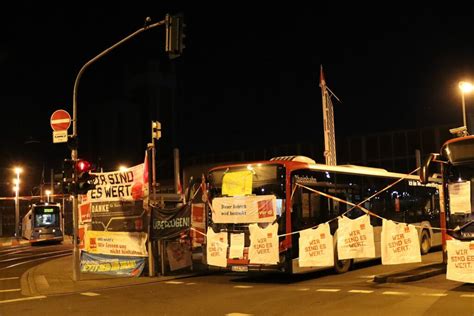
13, 167, 22, 238
118, 165, 128, 172
45, 190, 51, 203
459, 81, 474, 133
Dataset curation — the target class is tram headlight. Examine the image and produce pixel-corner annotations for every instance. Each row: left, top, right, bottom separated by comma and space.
52, 229, 56, 233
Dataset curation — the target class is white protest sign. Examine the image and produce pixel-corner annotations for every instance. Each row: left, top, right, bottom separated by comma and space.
212, 195, 277, 223
206, 227, 228, 268
248, 223, 279, 264
229, 233, 245, 259
446, 239, 474, 283
381, 219, 421, 265
337, 215, 375, 260
298, 223, 334, 267
448, 181, 472, 214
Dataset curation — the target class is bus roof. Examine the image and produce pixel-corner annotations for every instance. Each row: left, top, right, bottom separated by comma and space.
208, 156, 423, 181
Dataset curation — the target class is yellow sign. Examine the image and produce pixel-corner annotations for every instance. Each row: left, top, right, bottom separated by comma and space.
222, 170, 253, 196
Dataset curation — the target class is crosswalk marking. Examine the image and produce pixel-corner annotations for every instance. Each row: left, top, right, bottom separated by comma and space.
165, 281, 184, 285
0, 296, 46, 304
460, 294, 474, 298
316, 289, 341, 292
0, 288, 21, 293
0, 277, 19, 281
421, 293, 448, 297
297, 288, 310, 291
349, 290, 373, 294
80, 292, 100, 296
382, 291, 409, 296
234, 285, 253, 289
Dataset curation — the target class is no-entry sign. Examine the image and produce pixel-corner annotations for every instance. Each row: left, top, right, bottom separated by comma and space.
50, 109, 71, 131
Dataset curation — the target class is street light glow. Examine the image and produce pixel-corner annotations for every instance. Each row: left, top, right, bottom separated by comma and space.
14, 167, 23, 175
119, 165, 129, 172
459, 81, 474, 93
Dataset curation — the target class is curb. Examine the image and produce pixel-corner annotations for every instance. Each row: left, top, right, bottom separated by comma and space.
374, 263, 446, 283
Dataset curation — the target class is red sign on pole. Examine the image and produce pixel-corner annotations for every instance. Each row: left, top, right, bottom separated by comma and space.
50, 109, 71, 131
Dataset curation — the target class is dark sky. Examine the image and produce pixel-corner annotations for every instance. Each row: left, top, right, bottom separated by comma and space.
2, 2, 474, 193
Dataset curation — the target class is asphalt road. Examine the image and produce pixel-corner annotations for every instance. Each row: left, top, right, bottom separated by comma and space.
0, 250, 472, 316
0, 242, 72, 303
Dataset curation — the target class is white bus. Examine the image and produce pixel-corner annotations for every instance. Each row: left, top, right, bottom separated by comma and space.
206, 156, 442, 274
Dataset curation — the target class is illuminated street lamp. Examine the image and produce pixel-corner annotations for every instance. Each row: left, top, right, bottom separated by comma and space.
459, 81, 474, 133
45, 190, 51, 203
118, 165, 129, 172
13, 167, 22, 238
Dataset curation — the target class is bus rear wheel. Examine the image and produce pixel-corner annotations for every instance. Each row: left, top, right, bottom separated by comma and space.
420, 230, 431, 255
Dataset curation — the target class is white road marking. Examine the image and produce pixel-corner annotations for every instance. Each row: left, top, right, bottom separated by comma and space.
297, 288, 310, 291
165, 281, 184, 284
234, 285, 253, 289
0, 288, 21, 293
186, 282, 196, 285
0, 296, 46, 304
460, 294, 474, 298
421, 293, 448, 297
226, 313, 253, 316
349, 290, 373, 294
358, 275, 375, 279
382, 291, 409, 296
316, 289, 341, 292
80, 292, 100, 296
0, 277, 19, 281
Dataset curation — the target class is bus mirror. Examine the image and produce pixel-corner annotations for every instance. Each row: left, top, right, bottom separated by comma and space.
420, 153, 437, 184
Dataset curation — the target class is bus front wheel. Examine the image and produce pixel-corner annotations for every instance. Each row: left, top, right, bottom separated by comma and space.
334, 247, 352, 274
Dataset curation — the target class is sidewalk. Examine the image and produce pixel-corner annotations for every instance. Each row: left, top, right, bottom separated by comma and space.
21, 254, 205, 296
0, 237, 30, 247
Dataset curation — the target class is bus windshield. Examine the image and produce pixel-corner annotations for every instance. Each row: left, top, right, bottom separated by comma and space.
446, 164, 474, 229
34, 206, 60, 227
208, 164, 285, 198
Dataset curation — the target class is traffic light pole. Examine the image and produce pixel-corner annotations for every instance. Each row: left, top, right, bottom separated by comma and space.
70, 18, 165, 281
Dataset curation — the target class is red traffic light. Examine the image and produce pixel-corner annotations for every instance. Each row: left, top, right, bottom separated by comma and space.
76, 160, 92, 172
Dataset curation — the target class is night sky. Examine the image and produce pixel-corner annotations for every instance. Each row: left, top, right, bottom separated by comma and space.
1, 2, 474, 194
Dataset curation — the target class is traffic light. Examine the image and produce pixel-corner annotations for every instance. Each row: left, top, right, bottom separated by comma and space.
152, 121, 161, 140
75, 159, 97, 195
165, 13, 185, 59
62, 159, 75, 194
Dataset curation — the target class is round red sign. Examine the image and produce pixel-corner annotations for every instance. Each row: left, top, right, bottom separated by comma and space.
50, 109, 71, 131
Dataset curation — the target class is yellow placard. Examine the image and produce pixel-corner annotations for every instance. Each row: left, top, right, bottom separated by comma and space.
222, 170, 253, 196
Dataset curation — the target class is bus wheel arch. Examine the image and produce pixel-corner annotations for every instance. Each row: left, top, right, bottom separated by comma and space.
420, 229, 431, 255
333, 246, 352, 274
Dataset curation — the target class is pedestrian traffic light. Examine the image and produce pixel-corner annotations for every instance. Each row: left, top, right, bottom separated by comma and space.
75, 159, 97, 195
165, 13, 185, 59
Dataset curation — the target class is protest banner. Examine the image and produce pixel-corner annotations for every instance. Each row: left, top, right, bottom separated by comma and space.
337, 215, 375, 260
299, 223, 334, 267
212, 195, 277, 223
150, 203, 191, 240
206, 227, 228, 267
446, 239, 474, 283
81, 252, 146, 277
381, 219, 421, 265
248, 223, 279, 264
84, 230, 148, 257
